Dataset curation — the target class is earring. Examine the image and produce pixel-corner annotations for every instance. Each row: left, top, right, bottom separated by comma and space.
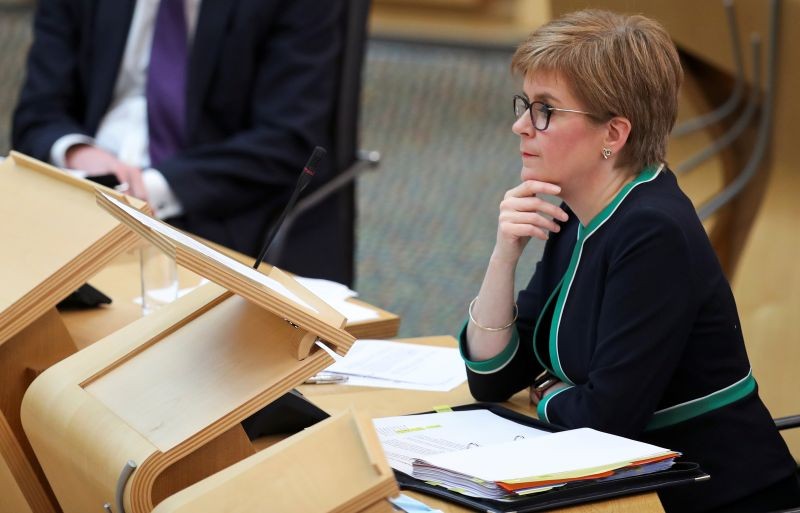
602, 147, 612, 160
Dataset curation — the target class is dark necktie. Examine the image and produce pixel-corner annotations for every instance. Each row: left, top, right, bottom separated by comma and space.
147, 0, 188, 168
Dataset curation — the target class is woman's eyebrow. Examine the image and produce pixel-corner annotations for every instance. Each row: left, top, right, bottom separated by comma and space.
533, 92, 560, 104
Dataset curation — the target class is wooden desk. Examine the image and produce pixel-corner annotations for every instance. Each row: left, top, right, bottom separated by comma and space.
298, 336, 664, 513
58, 266, 662, 513
61, 248, 401, 350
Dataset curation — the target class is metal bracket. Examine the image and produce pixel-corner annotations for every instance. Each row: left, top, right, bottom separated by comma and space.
675, 35, 761, 175
698, 0, 780, 220
672, 0, 746, 137
102, 460, 137, 513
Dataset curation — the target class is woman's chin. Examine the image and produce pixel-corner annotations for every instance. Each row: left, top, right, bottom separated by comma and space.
520, 166, 547, 182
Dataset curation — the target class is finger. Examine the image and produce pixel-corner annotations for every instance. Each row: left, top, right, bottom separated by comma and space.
107, 161, 130, 186
520, 180, 561, 197
529, 387, 540, 406
501, 221, 550, 241
126, 167, 149, 202
504, 196, 569, 222
500, 211, 562, 233
504, 179, 560, 200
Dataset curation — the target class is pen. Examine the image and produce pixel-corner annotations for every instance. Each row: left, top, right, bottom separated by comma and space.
304, 373, 348, 385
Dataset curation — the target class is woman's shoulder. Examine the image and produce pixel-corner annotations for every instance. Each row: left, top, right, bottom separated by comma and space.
614, 168, 700, 231
603, 169, 719, 266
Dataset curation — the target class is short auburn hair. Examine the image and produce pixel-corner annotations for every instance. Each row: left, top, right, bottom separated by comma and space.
511, 9, 683, 173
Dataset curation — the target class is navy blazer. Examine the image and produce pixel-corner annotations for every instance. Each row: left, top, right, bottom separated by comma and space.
13, 0, 353, 283
461, 167, 796, 512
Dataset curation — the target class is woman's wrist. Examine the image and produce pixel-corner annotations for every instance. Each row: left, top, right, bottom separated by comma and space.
468, 297, 518, 332
489, 248, 521, 268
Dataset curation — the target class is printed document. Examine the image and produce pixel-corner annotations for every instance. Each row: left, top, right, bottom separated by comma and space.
322, 339, 467, 391
373, 410, 549, 475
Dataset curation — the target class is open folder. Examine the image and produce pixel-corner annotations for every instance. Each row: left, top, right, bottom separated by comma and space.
411, 427, 679, 498
379, 404, 708, 513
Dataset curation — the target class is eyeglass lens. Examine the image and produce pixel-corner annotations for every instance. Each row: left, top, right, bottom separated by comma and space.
513, 96, 548, 130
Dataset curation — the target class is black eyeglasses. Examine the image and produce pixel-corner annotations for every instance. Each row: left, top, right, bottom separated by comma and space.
513, 95, 598, 131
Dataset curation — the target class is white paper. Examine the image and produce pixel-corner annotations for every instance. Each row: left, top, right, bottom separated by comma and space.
295, 277, 379, 322
373, 410, 550, 476
323, 339, 467, 391
421, 427, 673, 483
103, 193, 317, 313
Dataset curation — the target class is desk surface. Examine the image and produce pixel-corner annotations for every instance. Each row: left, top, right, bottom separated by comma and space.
297, 335, 664, 513
60, 256, 664, 513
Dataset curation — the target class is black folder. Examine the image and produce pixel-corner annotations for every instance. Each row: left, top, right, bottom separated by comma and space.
395, 403, 708, 513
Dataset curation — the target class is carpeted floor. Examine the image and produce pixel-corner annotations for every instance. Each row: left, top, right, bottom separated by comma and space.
356, 40, 546, 338
0, 4, 32, 157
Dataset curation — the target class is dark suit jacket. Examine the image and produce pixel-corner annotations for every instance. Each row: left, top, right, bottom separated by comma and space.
13, 0, 354, 284
460, 169, 797, 512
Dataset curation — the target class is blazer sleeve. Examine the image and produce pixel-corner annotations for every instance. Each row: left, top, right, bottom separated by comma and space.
538, 208, 695, 438
158, 0, 343, 219
458, 265, 545, 403
12, 0, 90, 162
459, 212, 576, 402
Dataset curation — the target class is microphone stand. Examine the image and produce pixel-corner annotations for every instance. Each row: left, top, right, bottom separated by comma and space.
242, 146, 332, 440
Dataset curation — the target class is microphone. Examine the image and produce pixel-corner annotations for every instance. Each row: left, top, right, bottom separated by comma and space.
253, 146, 327, 269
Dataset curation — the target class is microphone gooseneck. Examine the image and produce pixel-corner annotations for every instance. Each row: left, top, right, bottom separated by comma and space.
253, 146, 327, 270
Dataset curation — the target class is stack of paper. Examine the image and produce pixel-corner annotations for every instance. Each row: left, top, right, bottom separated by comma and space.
373, 410, 550, 477
373, 411, 678, 500
413, 427, 678, 498
318, 339, 467, 391
295, 277, 380, 323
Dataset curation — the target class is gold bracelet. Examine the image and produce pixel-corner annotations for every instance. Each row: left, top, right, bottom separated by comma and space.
468, 297, 518, 332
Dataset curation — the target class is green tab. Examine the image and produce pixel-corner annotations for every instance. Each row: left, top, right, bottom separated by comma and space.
646, 370, 756, 431
433, 405, 453, 413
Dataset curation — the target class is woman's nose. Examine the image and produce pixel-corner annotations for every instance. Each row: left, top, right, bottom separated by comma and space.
512, 112, 533, 137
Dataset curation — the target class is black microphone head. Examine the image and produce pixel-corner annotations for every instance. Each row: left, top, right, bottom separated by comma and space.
304, 146, 327, 176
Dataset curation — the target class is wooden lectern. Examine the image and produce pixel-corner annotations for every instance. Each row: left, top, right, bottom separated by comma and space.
21, 192, 398, 513
0, 152, 146, 513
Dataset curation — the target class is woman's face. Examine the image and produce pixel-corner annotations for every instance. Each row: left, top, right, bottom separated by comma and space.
512, 71, 606, 191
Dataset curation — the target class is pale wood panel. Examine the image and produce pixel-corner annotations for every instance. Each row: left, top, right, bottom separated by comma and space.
97, 191, 356, 358
23, 276, 375, 512
371, 0, 550, 45
734, 167, 800, 458
0, 152, 148, 513
150, 411, 399, 513
0, 152, 144, 346
0, 438, 34, 513
150, 424, 255, 507
0, 309, 74, 513
83, 293, 335, 452
0, 156, 117, 312
62, 249, 400, 350
62, 247, 204, 350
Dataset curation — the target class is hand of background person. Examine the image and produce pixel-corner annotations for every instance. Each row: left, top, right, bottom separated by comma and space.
493, 179, 568, 263
65, 144, 148, 201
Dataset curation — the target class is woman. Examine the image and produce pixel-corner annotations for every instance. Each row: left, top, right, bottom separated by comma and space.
460, 10, 799, 513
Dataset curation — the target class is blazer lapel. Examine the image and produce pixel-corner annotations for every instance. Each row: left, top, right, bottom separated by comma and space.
87, 0, 135, 132
186, 0, 236, 140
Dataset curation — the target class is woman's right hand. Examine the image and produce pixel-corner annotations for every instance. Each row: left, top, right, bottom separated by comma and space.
494, 179, 568, 263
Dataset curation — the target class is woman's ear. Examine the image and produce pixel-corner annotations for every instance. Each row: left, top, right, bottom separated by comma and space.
604, 116, 632, 154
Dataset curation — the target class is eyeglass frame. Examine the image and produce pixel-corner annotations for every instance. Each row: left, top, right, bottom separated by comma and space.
513, 94, 603, 131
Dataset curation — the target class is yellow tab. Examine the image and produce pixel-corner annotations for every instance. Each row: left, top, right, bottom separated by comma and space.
433, 405, 453, 413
